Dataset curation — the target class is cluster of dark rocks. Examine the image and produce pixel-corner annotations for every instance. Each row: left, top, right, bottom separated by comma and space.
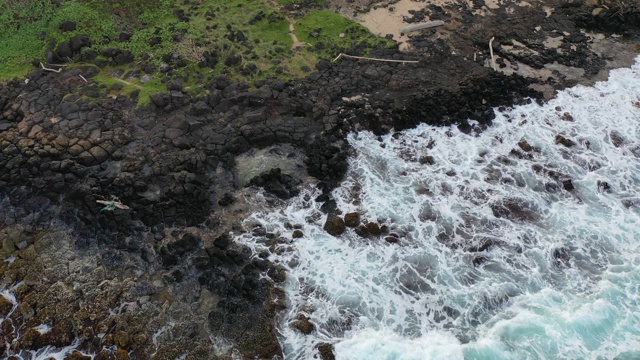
323, 210, 401, 244
248, 167, 301, 199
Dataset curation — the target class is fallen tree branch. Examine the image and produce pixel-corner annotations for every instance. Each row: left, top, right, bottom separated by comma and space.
400, 20, 445, 35
489, 37, 497, 71
39, 62, 62, 73
333, 53, 419, 63
79, 74, 88, 83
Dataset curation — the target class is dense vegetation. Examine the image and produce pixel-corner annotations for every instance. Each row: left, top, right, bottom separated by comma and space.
0, 0, 391, 105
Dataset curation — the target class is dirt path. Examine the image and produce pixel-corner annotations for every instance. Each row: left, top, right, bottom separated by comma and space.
114, 78, 142, 89
289, 22, 307, 50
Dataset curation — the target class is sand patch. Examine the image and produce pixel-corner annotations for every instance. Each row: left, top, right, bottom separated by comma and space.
356, 0, 429, 51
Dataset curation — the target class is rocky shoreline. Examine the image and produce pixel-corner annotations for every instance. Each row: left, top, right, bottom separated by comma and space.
1, 1, 639, 359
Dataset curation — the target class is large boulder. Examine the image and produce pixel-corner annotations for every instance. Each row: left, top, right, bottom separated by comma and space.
323, 213, 345, 236
344, 212, 360, 227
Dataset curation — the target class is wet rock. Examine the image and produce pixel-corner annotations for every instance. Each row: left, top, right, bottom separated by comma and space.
293, 314, 315, 334
19, 328, 45, 349
49, 319, 74, 347
292, 230, 304, 238
160, 233, 201, 267
267, 264, 286, 283
419, 155, 436, 165
384, 235, 399, 243
553, 247, 571, 267
114, 331, 130, 348
491, 198, 540, 222
217, 193, 235, 206
305, 143, 348, 187
1, 319, 14, 340
319, 199, 337, 214
562, 179, 574, 191
315, 342, 336, 360
206, 252, 283, 359
609, 130, 626, 147
467, 238, 494, 252
115, 348, 130, 360
66, 351, 92, 360
213, 234, 232, 249
555, 135, 575, 147
323, 213, 345, 236
365, 222, 382, 236
354, 225, 368, 237
248, 168, 300, 199
561, 112, 574, 121
0, 295, 12, 317
343, 212, 360, 227
94, 350, 116, 360
473, 255, 488, 266
518, 139, 532, 152
597, 180, 611, 193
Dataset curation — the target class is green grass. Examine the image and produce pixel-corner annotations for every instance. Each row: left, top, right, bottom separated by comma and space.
0, 0, 392, 102
0, 0, 55, 79
45, 1, 118, 49
89, 66, 165, 107
294, 10, 393, 58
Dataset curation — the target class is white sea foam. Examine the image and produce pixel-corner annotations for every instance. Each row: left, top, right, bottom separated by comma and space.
33, 324, 52, 334
14, 338, 83, 360
237, 57, 640, 359
0, 288, 18, 320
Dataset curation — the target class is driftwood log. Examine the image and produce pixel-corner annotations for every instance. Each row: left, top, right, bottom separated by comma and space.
400, 20, 445, 35
333, 53, 419, 63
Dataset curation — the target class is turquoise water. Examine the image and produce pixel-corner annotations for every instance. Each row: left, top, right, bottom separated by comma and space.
237, 56, 640, 359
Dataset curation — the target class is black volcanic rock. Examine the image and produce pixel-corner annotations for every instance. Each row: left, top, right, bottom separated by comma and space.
248, 168, 300, 199
59, 21, 76, 31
